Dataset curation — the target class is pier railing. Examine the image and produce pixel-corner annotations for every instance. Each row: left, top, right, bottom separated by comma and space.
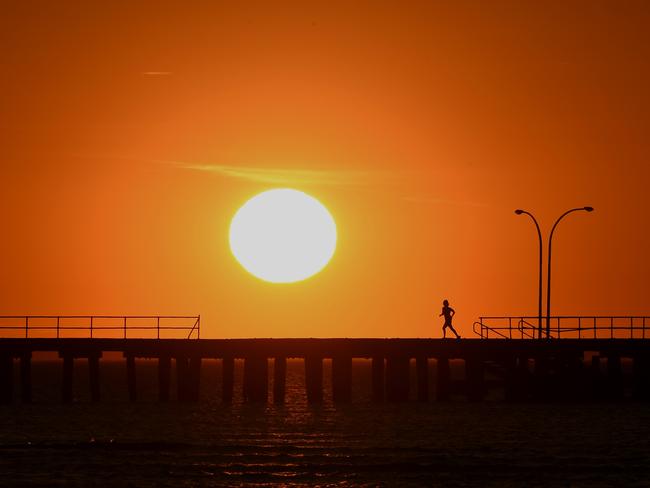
0, 315, 201, 339
474, 316, 650, 339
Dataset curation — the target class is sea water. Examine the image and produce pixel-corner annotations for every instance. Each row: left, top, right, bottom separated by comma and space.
1, 360, 650, 487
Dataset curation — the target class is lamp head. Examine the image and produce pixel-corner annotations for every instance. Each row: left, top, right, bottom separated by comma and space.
514, 209, 524, 215
583, 206, 594, 212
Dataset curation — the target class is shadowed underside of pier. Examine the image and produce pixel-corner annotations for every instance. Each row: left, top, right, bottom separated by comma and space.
1, 338, 650, 405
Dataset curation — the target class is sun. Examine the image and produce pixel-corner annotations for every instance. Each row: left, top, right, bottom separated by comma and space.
229, 189, 337, 283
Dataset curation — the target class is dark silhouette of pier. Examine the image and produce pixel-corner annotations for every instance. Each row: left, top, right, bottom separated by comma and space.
1, 315, 650, 404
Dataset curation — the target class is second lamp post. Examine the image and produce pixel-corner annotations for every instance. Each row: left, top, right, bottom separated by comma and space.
515, 206, 594, 339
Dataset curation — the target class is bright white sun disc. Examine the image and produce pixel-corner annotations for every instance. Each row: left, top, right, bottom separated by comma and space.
229, 189, 337, 283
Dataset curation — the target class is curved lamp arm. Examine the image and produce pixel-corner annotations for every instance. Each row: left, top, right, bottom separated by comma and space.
515, 209, 543, 339
546, 206, 594, 338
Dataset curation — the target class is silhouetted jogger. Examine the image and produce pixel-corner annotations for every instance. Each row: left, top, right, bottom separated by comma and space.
440, 299, 461, 339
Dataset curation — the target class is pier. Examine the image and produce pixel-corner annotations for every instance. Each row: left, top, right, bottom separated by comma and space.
1, 315, 650, 404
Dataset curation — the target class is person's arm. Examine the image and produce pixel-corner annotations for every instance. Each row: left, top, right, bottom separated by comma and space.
450, 307, 455, 316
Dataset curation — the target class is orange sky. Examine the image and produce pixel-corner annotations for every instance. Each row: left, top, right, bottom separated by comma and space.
1, 1, 649, 338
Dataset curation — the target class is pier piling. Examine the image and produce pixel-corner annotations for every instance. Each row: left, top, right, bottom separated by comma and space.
20, 353, 31, 403
89, 354, 101, 402
589, 355, 604, 400
158, 356, 171, 402
305, 356, 323, 403
243, 356, 268, 402
273, 357, 287, 404
505, 356, 526, 401
563, 354, 585, 401
188, 357, 201, 402
606, 355, 624, 400
176, 357, 190, 402
436, 357, 450, 401
371, 357, 385, 402
222, 357, 234, 403
633, 355, 650, 401
466, 358, 485, 402
126, 356, 136, 402
332, 355, 352, 402
386, 356, 409, 401
62, 355, 74, 403
0, 355, 13, 404
416, 357, 429, 402
533, 355, 550, 400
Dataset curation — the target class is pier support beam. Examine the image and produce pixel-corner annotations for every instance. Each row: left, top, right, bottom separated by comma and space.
126, 356, 136, 402
386, 356, 409, 402
332, 356, 352, 403
273, 356, 287, 404
0, 355, 13, 405
305, 356, 323, 403
20, 353, 31, 404
243, 356, 268, 403
222, 357, 234, 403
62, 355, 74, 404
466, 358, 485, 402
416, 357, 429, 402
436, 357, 450, 401
371, 357, 385, 402
158, 356, 171, 402
88, 354, 101, 402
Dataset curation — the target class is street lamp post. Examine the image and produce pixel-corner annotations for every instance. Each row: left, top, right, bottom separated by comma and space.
546, 206, 594, 338
515, 209, 543, 339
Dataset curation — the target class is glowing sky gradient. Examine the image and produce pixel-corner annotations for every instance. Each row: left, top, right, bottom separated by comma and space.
1, 2, 649, 337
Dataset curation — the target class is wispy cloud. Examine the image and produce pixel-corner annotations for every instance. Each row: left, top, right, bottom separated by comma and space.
142, 71, 172, 76
167, 161, 400, 186
403, 195, 488, 208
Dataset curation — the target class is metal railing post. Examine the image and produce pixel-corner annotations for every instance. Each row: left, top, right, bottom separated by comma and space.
57, 316, 60, 339
197, 315, 200, 339
631, 317, 634, 339
157, 317, 160, 340
611, 317, 614, 339
578, 317, 581, 339
25, 316, 28, 338
124, 317, 127, 339
90, 316, 93, 339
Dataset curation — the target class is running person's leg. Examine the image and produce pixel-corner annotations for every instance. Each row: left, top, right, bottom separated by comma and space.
449, 324, 461, 339
442, 324, 448, 338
